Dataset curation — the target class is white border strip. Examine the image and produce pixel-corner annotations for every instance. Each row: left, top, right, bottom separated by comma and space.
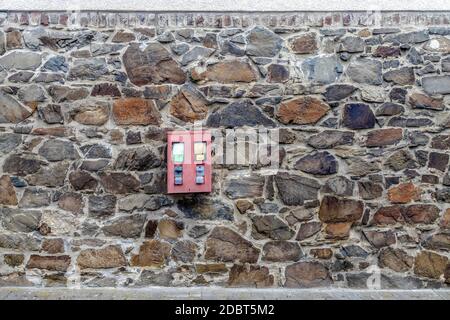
1, 0, 450, 12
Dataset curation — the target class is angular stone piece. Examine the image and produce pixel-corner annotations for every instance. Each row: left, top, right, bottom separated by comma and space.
342, 103, 375, 129
284, 262, 332, 288
38, 139, 78, 162
246, 26, 283, 57
77, 245, 126, 269
277, 96, 330, 125
0, 51, 42, 70
423, 36, 450, 53
318, 195, 364, 223
252, 215, 294, 240
366, 128, 403, 147
113, 98, 161, 126
296, 221, 322, 241
27, 255, 71, 272
131, 240, 171, 267
363, 230, 396, 248
404, 204, 439, 224
0, 175, 18, 205
322, 176, 354, 197
422, 76, 450, 95
347, 58, 382, 85
169, 84, 209, 122
88, 194, 116, 218
388, 182, 421, 204
207, 100, 275, 127
383, 67, 415, 85
262, 241, 302, 262
294, 151, 338, 175
224, 175, 265, 199
414, 250, 448, 279
301, 55, 342, 84
373, 206, 405, 225
205, 227, 260, 263
289, 33, 317, 54
379, 248, 413, 272
191, 60, 257, 83
274, 172, 320, 206
0, 92, 33, 124
308, 130, 354, 149
115, 147, 161, 171
177, 197, 233, 221
408, 92, 444, 111
323, 84, 357, 101
123, 43, 186, 86
0, 208, 41, 233
227, 264, 274, 288
102, 214, 146, 238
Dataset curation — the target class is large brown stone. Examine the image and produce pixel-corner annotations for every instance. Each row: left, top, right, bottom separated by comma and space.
318, 195, 364, 223
289, 33, 318, 54
113, 98, 161, 126
26, 255, 71, 272
99, 172, 140, 194
191, 61, 257, 83
131, 240, 171, 267
0, 92, 34, 124
408, 92, 444, 111
262, 241, 302, 262
373, 206, 405, 225
284, 262, 332, 288
169, 84, 209, 122
123, 43, 186, 86
363, 230, 396, 248
379, 247, 413, 272
77, 245, 126, 269
205, 227, 260, 263
324, 222, 352, 240
227, 264, 274, 288
158, 219, 184, 240
71, 104, 110, 126
276, 96, 330, 125
251, 215, 294, 240
414, 250, 448, 279
366, 128, 403, 147
0, 175, 17, 205
403, 204, 439, 224
388, 182, 421, 204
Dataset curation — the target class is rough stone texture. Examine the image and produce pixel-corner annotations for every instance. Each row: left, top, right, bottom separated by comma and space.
0, 12, 449, 290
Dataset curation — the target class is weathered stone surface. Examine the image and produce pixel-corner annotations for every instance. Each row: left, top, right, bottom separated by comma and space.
131, 240, 171, 267
308, 130, 354, 149
0, 175, 18, 205
262, 241, 302, 262
67, 58, 108, 81
0, 92, 33, 124
322, 176, 354, 196
289, 33, 317, 54
0, 208, 41, 233
118, 194, 172, 212
4, 254, 25, 267
91, 83, 121, 97
207, 100, 275, 127
276, 96, 330, 125
123, 43, 186, 86
267, 64, 289, 83
385, 150, 416, 171
77, 245, 126, 269
71, 104, 110, 126
205, 227, 259, 263
319, 196, 364, 223
224, 175, 265, 199
294, 151, 338, 175
41, 238, 64, 254
363, 230, 396, 248
284, 262, 332, 288
177, 197, 233, 221
27, 255, 71, 272
169, 84, 209, 122
227, 264, 274, 288
373, 45, 401, 58
423, 232, 450, 251
115, 147, 161, 171
0, 133, 22, 155
99, 172, 140, 194
373, 206, 405, 225
171, 240, 197, 263
88, 195, 117, 218
403, 204, 439, 224
325, 222, 352, 240
358, 181, 383, 200
323, 84, 357, 101
379, 248, 413, 272
19, 187, 51, 208
301, 55, 342, 84
69, 171, 97, 191
388, 182, 421, 204
347, 58, 382, 85
408, 92, 444, 111
342, 103, 376, 130
414, 250, 448, 279
383, 67, 415, 85
274, 172, 320, 206
429, 152, 449, 172
0, 51, 41, 70
39, 139, 78, 162
113, 98, 161, 126
102, 214, 146, 238
423, 36, 450, 53
376, 102, 405, 116
252, 215, 294, 240
422, 76, 450, 95
366, 128, 403, 147
0, 234, 40, 251
192, 60, 257, 84
296, 221, 322, 241
246, 27, 283, 57
158, 219, 184, 240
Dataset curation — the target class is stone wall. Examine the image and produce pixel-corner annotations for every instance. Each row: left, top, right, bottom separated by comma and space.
0, 11, 449, 289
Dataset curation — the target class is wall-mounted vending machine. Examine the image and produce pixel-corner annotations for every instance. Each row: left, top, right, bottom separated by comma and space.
167, 130, 212, 194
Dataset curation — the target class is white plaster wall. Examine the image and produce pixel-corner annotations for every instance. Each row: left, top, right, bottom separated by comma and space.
0, 0, 449, 11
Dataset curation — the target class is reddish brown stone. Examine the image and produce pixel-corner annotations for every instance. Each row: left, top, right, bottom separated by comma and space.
169, 85, 209, 122
91, 83, 121, 97
289, 33, 318, 54
325, 222, 352, 240
276, 96, 330, 125
227, 264, 274, 288
157, 219, 183, 240
373, 206, 405, 225
27, 255, 71, 272
71, 104, 110, 126
235, 199, 254, 214
99, 172, 140, 194
441, 208, 450, 229
408, 92, 444, 110
41, 238, 65, 254
113, 98, 161, 126
366, 128, 403, 147
296, 221, 322, 240
363, 230, 396, 248
318, 195, 364, 223
131, 240, 171, 267
6, 30, 23, 49
403, 204, 439, 224
205, 227, 260, 263
112, 31, 135, 43
373, 46, 401, 58
388, 182, 421, 204
414, 250, 448, 279
191, 61, 257, 83
267, 64, 289, 83
284, 262, 332, 288
77, 245, 126, 269
262, 241, 302, 262
0, 175, 18, 205
58, 192, 83, 214
310, 248, 333, 259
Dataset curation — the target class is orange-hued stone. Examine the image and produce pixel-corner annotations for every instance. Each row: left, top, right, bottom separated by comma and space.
191, 61, 257, 83
113, 98, 161, 126
276, 96, 330, 125
388, 182, 421, 204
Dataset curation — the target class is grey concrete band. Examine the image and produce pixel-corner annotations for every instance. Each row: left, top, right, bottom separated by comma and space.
1, 288, 449, 300
1, 0, 450, 12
